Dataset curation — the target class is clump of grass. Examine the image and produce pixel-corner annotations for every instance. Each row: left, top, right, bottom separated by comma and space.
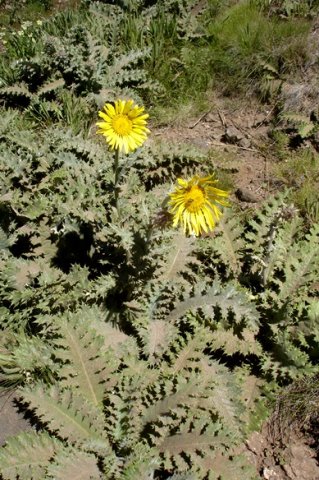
25, 91, 96, 135
270, 373, 319, 444
177, 1, 310, 97
125, 0, 312, 121
149, 95, 210, 127
274, 145, 319, 223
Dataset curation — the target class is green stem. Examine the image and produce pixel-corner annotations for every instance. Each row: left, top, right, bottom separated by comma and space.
114, 148, 120, 209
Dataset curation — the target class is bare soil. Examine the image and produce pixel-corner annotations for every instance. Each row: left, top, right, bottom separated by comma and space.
153, 96, 277, 208
0, 391, 32, 447
244, 425, 319, 480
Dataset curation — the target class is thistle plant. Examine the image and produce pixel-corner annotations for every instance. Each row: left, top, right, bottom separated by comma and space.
0, 101, 318, 479
0, 2, 318, 478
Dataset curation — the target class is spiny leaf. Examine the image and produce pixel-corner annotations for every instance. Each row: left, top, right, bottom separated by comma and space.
137, 319, 177, 363
0, 84, 32, 101
201, 359, 243, 434
202, 452, 256, 480
158, 431, 227, 455
46, 449, 102, 480
271, 223, 319, 305
142, 376, 204, 426
209, 328, 261, 356
261, 216, 302, 286
164, 280, 259, 329
37, 78, 65, 97
298, 122, 315, 138
20, 384, 109, 450
121, 443, 159, 480
213, 210, 245, 276
52, 311, 118, 405
90, 322, 129, 352
158, 232, 197, 281
0, 431, 61, 480
165, 330, 208, 375
0, 228, 10, 252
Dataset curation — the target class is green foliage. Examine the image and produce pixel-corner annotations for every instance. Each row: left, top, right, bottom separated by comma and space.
257, 0, 319, 18
0, 431, 62, 480
139, 0, 310, 104
0, 1, 52, 29
0, 0, 312, 118
0, 94, 265, 477
1, 128, 318, 474
281, 112, 318, 139
0, 7, 153, 132
273, 146, 319, 223
0, 306, 254, 478
198, 193, 319, 380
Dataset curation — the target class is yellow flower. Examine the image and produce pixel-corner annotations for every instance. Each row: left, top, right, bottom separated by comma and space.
168, 175, 229, 236
96, 99, 150, 154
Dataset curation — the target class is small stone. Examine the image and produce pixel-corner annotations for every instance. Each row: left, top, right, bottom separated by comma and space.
263, 467, 278, 479
235, 188, 258, 203
222, 126, 244, 144
238, 137, 251, 148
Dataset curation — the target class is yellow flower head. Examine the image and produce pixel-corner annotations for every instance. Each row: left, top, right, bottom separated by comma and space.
168, 175, 230, 236
96, 99, 150, 154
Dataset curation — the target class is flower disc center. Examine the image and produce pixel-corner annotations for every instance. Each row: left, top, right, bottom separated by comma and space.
112, 114, 132, 136
184, 185, 205, 213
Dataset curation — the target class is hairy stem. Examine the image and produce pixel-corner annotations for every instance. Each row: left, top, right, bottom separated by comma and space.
114, 148, 120, 209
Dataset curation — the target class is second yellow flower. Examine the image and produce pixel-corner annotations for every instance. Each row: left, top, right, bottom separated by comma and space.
168, 175, 229, 236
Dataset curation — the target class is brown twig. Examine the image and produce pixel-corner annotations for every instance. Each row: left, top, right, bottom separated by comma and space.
209, 140, 262, 154
217, 109, 227, 128
254, 106, 275, 129
231, 118, 254, 140
188, 109, 211, 129
153, 127, 170, 136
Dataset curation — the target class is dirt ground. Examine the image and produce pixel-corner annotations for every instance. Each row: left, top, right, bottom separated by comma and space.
244, 425, 319, 480
0, 390, 32, 447
153, 96, 274, 208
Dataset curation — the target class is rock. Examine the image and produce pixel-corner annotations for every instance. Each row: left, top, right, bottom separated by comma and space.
222, 126, 244, 144
263, 467, 279, 479
238, 137, 251, 148
245, 113, 267, 128
281, 82, 317, 116
283, 444, 319, 480
281, 83, 308, 106
235, 188, 259, 203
